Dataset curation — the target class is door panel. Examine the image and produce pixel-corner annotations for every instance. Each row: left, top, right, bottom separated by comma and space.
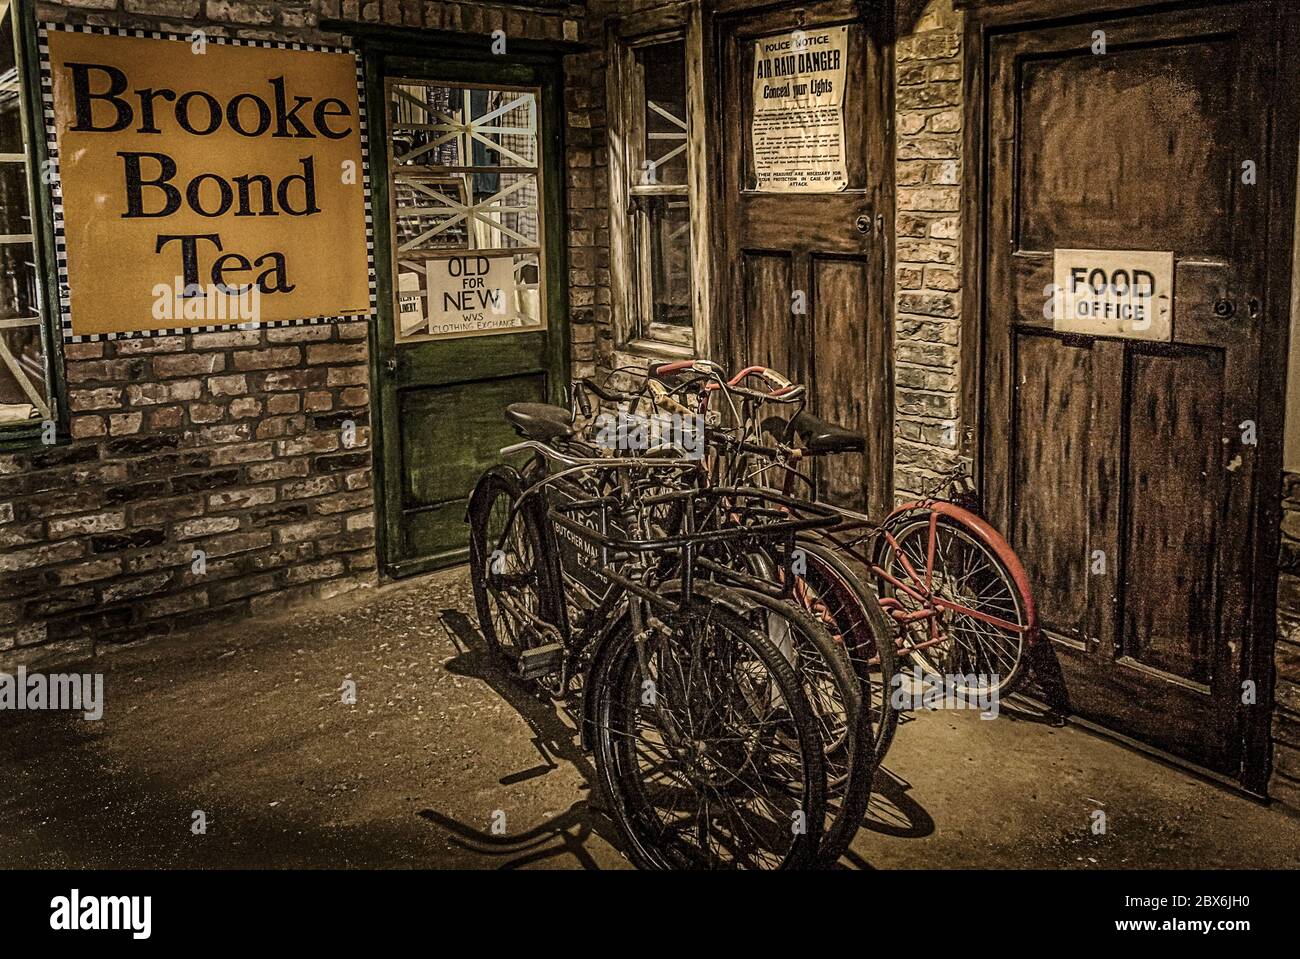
742, 252, 795, 377
369, 52, 567, 577
720, 0, 891, 514
1016, 39, 1238, 256
1122, 347, 1224, 683
983, 3, 1276, 774
812, 255, 870, 504
1009, 331, 1095, 646
398, 373, 546, 559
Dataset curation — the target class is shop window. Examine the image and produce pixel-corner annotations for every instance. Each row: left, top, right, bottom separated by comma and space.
0, 0, 56, 435
609, 29, 707, 356
386, 80, 545, 342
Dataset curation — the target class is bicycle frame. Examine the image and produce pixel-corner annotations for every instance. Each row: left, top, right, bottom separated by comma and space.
656, 363, 1040, 657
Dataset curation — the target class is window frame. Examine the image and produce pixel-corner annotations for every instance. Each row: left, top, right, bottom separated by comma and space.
606, 2, 711, 359
0, 0, 65, 451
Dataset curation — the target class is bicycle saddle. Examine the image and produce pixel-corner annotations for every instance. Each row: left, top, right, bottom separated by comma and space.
504, 403, 574, 443
764, 411, 864, 454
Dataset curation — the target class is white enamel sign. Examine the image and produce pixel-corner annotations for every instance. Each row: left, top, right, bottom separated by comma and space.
1052, 249, 1174, 341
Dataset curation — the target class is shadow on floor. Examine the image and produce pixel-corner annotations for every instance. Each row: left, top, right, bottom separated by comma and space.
431, 605, 942, 869
430, 607, 624, 869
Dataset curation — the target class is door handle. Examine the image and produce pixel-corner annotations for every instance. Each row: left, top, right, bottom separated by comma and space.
384, 357, 397, 376
854, 214, 871, 234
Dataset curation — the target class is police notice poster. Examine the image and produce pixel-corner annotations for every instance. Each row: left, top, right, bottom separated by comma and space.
751, 26, 849, 193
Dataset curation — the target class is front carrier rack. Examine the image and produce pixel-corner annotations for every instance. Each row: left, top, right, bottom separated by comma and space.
549, 482, 842, 614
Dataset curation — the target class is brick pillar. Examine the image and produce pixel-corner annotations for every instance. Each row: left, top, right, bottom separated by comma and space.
564, 48, 611, 383
893, 0, 963, 501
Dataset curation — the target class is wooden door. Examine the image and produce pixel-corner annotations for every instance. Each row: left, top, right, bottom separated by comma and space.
368, 52, 568, 578
981, 2, 1284, 776
718, 0, 892, 515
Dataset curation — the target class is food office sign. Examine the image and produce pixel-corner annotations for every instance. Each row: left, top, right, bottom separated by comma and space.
1052, 249, 1174, 341
42, 27, 372, 340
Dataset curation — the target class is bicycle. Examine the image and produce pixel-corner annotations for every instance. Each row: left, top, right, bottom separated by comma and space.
467, 401, 850, 868
572, 369, 884, 865
639, 360, 1040, 761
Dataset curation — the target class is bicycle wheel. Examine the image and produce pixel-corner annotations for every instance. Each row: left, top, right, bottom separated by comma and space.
791, 538, 900, 763
588, 591, 827, 870
730, 585, 874, 868
875, 511, 1029, 697
467, 465, 565, 688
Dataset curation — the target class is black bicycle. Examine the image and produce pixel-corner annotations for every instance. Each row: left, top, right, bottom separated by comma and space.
467, 401, 850, 868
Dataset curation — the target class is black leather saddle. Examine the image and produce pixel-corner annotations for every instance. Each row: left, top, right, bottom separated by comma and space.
504, 402, 574, 443
763, 410, 864, 455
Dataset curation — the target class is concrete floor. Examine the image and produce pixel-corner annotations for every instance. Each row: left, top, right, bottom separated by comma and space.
2, 567, 1298, 869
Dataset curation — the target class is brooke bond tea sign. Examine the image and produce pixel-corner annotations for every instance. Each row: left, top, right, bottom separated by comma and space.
44, 28, 372, 338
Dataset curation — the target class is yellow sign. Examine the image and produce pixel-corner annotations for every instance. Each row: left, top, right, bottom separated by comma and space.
44, 28, 372, 338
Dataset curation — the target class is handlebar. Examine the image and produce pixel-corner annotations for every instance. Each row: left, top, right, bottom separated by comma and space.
647, 359, 805, 405
581, 376, 633, 405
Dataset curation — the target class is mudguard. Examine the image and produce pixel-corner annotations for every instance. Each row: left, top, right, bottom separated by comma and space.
875, 499, 1039, 647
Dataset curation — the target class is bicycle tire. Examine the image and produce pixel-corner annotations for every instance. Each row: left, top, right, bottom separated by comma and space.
587, 589, 827, 870
727, 585, 874, 867
875, 511, 1030, 698
794, 538, 901, 763
467, 465, 566, 687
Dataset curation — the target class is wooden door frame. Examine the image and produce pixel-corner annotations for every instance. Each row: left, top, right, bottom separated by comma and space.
710, 0, 896, 517
353, 30, 573, 580
957, 0, 1300, 794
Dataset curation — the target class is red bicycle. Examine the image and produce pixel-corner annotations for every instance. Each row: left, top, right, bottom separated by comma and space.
628, 360, 1040, 761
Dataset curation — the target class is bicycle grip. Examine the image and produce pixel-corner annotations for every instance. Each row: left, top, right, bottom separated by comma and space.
582, 376, 624, 404
646, 378, 695, 417
572, 381, 592, 418
648, 360, 695, 380
757, 368, 794, 392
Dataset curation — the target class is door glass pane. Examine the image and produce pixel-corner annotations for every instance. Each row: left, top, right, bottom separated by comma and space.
643, 195, 691, 329
0, 0, 50, 426
386, 80, 545, 343
636, 41, 687, 187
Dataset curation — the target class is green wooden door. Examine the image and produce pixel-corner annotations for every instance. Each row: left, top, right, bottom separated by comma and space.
368, 51, 567, 578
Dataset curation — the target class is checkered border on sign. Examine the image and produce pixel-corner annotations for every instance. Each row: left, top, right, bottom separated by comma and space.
36, 23, 378, 344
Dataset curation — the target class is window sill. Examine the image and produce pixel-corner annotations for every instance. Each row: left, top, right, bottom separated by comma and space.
616, 337, 696, 362
0, 421, 52, 453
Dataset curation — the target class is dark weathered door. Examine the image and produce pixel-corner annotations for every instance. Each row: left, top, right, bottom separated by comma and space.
982, 3, 1282, 775
718, 0, 892, 515
368, 52, 567, 577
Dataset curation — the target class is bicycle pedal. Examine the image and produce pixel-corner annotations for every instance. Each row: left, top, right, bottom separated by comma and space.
517, 643, 564, 680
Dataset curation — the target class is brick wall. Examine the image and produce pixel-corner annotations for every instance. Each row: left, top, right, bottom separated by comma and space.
2, 0, 587, 667
892, 0, 963, 501
1, 322, 376, 668
562, 46, 610, 382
